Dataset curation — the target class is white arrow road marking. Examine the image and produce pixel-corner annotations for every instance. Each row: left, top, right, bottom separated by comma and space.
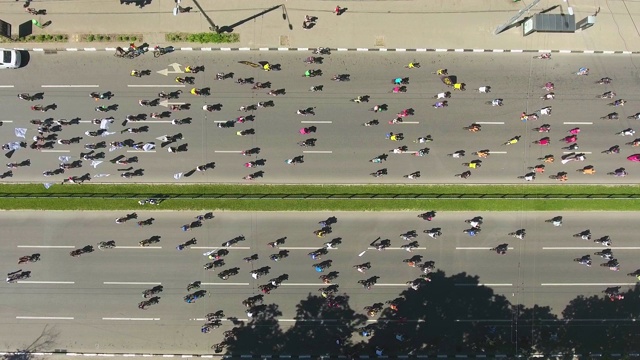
159, 99, 186, 108
157, 63, 184, 76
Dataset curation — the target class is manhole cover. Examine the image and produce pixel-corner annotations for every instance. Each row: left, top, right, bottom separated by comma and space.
375, 36, 385, 47
280, 35, 290, 47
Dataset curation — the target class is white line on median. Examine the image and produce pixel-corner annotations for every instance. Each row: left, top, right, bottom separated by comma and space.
541, 283, 637, 286
103, 282, 162, 285
300, 121, 332, 124
127, 85, 186, 88
18, 245, 74, 248
102, 318, 160, 321
41, 85, 99, 88
564, 122, 593, 125
18, 281, 75, 284
303, 151, 333, 154
476, 122, 505, 125
17, 316, 74, 320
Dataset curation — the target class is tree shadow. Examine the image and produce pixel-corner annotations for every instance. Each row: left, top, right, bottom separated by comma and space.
225, 303, 285, 355
217, 5, 283, 33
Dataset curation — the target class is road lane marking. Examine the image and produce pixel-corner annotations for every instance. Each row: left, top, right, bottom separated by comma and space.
543, 247, 640, 250
564, 122, 593, 125
300, 121, 332, 124
192, 246, 251, 250
214, 150, 242, 153
541, 283, 637, 286
456, 247, 515, 250
114, 246, 162, 249
0, 120, 14, 123
396, 121, 419, 124
18, 245, 74, 248
201, 283, 249, 286
491, 151, 508, 154
455, 283, 513, 287
303, 151, 332, 154
102, 318, 160, 321
41, 150, 70, 153
103, 282, 162, 285
41, 85, 99, 88
0, 85, 15, 88
563, 151, 592, 154
280, 247, 325, 250
366, 247, 427, 250
126, 150, 156, 153
17, 281, 75, 284
127, 85, 186, 88
17, 316, 74, 320
476, 122, 504, 125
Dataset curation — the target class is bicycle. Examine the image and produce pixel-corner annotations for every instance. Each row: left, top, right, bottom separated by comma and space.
404, 62, 420, 69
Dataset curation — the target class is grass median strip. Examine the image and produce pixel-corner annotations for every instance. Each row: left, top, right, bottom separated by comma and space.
0, 184, 639, 211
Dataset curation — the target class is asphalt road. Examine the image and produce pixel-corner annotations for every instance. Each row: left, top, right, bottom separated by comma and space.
0, 51, 640, 184
1, 211, 637, 353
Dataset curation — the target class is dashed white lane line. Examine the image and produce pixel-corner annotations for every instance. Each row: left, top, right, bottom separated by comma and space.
0, 85, 15, 88
127, 85, 186, 88
214, 150, 242, 153
303, 150, 332, 154
126, 150, 156, 153
564, 122, 593, 125
280, 247, 325, 250
103, 282, 162, 285
18, 281, 75, 284
0, 120, 14, 123
456, 247, 515, 250
41, 85, 99, 88
201, 283, 249, 286
395, 121, 419, 124
113, 246, 162, 249
563, 151, 592, 154
476, 121, 505, 125
455, 283, 513, 287
18, 245, 74, 248
366, 247, 427, 250
191, 246, 251, 250
17, 316, 74, 320
491, 151, 508, 154
541, 283, 637, 286
300, 121, 332, 124
102, 318, 160, 321
543, 246, 640, 250
41, 150, 70, 153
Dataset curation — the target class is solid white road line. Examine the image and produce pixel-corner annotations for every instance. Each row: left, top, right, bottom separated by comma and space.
300, 121, 332, 124
476, 121, 505, 125
127, 85, 186, 88
564, 122, 593, 125
17, 316, 74, 320
18, 245, 74, 248
543, 247, 640, 250
491, 151, 508, 154
541, 283, 637, 286
0, 85, 15, 88
41, 85, 99, 88
18, 281, 75, 284
103, 282, 162, 285
41, 150, 70, 153
114, 246, 162, 249
102, 318, 160, 321
201, 283, 249, 286
456, 247, 515, 250
191, 246, 251, 250
126, 150, 156, 153
214, 150, 242, 153
303, 151, 333, 154
455, 283, 513, 287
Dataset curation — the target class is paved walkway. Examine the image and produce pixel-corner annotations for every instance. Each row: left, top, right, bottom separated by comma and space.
0, 0, 638, 51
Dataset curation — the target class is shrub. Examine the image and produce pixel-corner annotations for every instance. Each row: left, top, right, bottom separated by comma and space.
55, 35, 65, 41
165, 32, 239, 44
130, 36, 137, 42
87, 34, 95, 42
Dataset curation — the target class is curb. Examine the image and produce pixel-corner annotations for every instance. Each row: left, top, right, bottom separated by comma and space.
15, 47, 640, 54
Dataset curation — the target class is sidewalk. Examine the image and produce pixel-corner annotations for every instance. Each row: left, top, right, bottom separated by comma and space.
1, 0, 638, 52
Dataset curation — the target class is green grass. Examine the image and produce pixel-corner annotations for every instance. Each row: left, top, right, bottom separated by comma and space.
1, 184, 640, 211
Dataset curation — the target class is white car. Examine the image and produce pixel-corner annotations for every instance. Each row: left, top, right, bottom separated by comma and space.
0, 49, 21, 69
